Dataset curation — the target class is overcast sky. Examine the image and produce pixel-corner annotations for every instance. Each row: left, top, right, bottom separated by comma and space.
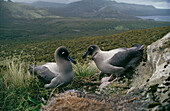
12, 0, 170, 9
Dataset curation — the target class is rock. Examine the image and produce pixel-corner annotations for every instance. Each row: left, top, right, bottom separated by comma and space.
129, 32, 170, 110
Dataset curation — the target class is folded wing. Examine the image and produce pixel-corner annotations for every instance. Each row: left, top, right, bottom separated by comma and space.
108, 45, 144, 68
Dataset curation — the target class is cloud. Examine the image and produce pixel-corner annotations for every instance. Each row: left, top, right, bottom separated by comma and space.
115, 0, 170, 9
154, 2, 170, 9
12, 0, 80, 3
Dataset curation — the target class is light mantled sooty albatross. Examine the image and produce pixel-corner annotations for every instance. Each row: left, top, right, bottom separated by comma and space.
29, 46, 76, 89
83, 44, 144, 89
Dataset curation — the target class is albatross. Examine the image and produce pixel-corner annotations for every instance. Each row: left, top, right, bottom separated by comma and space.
83, 44, 144, 82
29, 46, 76, 89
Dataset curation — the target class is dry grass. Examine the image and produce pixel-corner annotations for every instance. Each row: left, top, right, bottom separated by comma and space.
41, 91, 113, 111
1, 58, 32, 90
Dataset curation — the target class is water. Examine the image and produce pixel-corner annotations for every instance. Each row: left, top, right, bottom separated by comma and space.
137, 15, 170, 22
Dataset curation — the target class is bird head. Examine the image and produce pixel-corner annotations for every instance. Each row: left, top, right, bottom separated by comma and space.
55, 46, 76, 64
82, 45, 100, 59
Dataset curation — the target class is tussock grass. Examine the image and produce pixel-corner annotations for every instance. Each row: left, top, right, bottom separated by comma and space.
0, 58, 51, 110
73, 62, 99, 80
1, 58, 32, 90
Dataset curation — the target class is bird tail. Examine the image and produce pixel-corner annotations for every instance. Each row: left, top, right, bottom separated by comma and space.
137, 44, 145, 58
134, 44, 145, 52
28, 64, 37, 76
138, 44, 145, 51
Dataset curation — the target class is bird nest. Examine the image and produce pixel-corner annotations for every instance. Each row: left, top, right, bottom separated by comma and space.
40, 90, 113, 111
40, 89, 143, 111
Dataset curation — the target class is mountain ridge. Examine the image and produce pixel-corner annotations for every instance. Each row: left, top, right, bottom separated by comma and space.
24, 1, 66, 8
0, 2, 52, 19
27, 0, 170, 19
2, 0, 170, 20
44, 0, 138, 19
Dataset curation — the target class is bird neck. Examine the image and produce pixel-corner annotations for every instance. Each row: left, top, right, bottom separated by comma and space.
93, 51, 104, 67
56, 59, 73, 74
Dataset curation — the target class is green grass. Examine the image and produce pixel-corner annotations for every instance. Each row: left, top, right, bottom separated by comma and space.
73, 62, 99, 80
0, 58, 53, 110
1, 26, 169, 63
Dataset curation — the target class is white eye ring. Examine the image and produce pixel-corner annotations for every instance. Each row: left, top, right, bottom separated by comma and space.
90, 47, 93, 50
62, 52, 65, 54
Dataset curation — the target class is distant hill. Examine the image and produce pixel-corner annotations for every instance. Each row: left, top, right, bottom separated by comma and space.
41, 0, 170, 19
46, 0, 138, 20
25, 1, 66, 8
108, 1, 170, 16
0, 1, 53, 20
3, 0, 169, 20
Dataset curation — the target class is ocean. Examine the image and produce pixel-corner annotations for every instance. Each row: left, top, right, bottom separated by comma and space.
137, 15, 170, 22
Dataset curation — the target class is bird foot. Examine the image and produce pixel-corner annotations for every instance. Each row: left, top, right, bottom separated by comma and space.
99, 77, 118, 90
111, 77, 118, 82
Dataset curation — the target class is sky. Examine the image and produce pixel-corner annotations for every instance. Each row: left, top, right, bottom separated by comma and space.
12, 0, 170, 9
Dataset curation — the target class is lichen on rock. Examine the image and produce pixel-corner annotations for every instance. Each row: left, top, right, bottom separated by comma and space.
129, 32, 170, 110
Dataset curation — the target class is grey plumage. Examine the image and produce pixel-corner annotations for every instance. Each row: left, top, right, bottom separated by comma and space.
29, 46, 76, 89
109, 45, 144, 68
83, 44, 144, 76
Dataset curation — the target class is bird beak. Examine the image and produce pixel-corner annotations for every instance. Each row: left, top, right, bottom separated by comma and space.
68, 55, 77, 64
82, 51, 89, 59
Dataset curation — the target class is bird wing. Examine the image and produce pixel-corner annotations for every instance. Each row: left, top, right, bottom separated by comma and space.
34, 64, 59, 84
42, 63, 59, 74
101, 48, 126, 60
108, 47, 143, 68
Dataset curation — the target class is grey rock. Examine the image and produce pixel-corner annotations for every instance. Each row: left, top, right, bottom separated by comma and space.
129, 32, 170, 110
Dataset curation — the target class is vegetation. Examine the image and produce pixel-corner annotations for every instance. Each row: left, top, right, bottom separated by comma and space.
0, 58, 46, 110
1, 18, 170, 44
1, 26, 170, 62
0, 26, 170, 110
73, 62, 99, 80
68, 62, 100, 92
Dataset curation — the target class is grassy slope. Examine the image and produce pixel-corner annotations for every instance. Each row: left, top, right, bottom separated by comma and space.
0, 26, 170, 110
1, 26, 170, 62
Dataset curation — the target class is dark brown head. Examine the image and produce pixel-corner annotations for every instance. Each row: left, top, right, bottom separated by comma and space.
82, 45, 100, 59
55, 46, 76, 64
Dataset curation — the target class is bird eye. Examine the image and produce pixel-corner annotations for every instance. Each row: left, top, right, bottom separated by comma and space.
62, 52, 65, 55
90, 47, 93, 50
